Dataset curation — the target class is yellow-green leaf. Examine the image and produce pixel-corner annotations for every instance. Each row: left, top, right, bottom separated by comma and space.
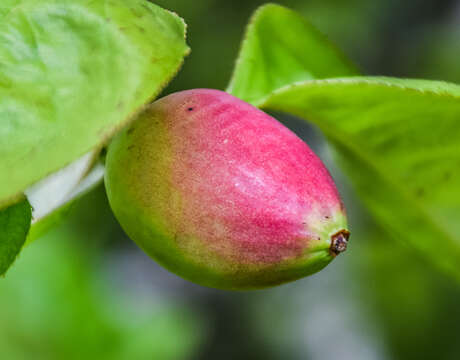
0, 0, 189, 208
229, 4, 460, 279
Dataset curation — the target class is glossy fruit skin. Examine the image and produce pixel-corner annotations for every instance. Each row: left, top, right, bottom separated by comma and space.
105, 89, 348, 290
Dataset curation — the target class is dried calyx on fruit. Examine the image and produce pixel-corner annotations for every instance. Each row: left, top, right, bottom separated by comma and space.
105, 89, 349, 290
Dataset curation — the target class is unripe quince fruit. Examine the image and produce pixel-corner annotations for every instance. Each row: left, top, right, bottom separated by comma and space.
105, 89, 349, 290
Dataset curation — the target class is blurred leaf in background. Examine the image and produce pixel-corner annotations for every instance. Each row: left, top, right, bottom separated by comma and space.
0, 187, 205, 360
358, 229, 460, 360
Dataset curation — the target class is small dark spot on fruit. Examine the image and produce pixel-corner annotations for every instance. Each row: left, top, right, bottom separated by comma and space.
325, 215, 330, 219
187, 107, 194, 111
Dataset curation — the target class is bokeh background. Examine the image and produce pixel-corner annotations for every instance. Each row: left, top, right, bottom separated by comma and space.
2, 0, 460, 359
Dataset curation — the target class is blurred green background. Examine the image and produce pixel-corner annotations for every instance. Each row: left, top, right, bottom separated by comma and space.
2, 0, 460, 359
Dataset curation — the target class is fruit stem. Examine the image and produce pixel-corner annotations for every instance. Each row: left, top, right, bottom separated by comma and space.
330, 230, 350, 256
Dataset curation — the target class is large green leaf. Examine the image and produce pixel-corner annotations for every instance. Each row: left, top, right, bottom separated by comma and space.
0, 199, 31, 275
228, 4, 460, 279
227, 3, 358, 105
0, 0, 189, 208
259, 77, 460, 278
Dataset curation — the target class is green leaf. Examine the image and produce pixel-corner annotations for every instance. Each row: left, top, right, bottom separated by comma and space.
0, 199, 32, 275
228, 5, 460, 278
259, 77, 460, 279
0, 0, 189, 208
227, 3, 358, 104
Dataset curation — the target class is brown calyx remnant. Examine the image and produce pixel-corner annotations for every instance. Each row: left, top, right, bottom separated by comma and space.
330, 229, 350, 257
